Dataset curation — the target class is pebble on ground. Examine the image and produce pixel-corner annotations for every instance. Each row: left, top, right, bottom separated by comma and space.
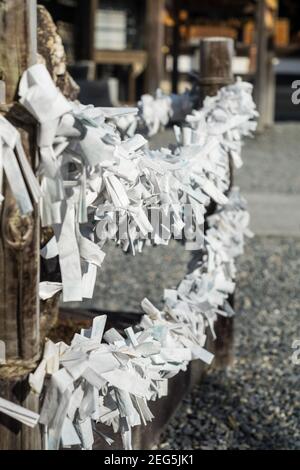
157, 236, 300, 450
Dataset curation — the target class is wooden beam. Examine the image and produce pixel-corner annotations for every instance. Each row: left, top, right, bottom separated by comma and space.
145, 0, 165, 95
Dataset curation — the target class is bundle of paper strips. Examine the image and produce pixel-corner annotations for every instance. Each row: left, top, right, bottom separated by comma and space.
0, 64, 257, 449
115, 89, 173, 138
16, 64, 257, 303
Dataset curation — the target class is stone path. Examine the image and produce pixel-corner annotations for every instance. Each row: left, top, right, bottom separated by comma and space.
237, 123, 300, 237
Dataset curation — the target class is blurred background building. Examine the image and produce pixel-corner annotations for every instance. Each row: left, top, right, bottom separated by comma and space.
39, 0, 300, 122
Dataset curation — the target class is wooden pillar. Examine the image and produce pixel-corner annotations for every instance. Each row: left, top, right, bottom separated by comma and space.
255, 0, 268, 132
0, 0, 41, 449
199, 37, 235, 368
75, 0, 98, 61
265, 0, 278, 128
199, 37, 234, 102
171, 0, 180, 94
145, 0, 165, 94
0, 0, 40, 362
255, 0, 278, 131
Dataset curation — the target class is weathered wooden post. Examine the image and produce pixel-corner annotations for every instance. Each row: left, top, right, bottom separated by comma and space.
199, 37, 235, 368
199, 37, 234, 101
0, 0, 42, 449
145, 0, 165, 95
255, 0, 269, 132
171, 0, 180, 94
255, 0, 278, 131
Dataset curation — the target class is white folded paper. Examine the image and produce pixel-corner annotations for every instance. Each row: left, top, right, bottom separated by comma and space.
8, 63, 257, 450
0, 397, 39, 428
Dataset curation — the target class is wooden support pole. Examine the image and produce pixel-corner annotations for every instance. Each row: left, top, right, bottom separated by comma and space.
199, 37, 234, 102
255, 0, 268, 132
171, 0, 180, 94
0, 1, 34, 102
199, 37, 235, 368
0, 0, 40, 362
0, 0, 42, 449
265, 0, 278, 128
0, 367, 41, 450
75, 0, 98, 62
0, 0, 40, 361
255, 0, 277, 131
145, 0, 165, 95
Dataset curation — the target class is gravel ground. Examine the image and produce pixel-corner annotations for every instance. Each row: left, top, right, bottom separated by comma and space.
62, 240, 191, 313
158, 236, 300, 450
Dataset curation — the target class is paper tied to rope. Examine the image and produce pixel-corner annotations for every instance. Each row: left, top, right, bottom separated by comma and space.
27, 293, 215, 450
0, 65, 257, 448
0, 186, 253, 449
138, 90, 173, 137
19, 63, 72, 126
16, 64, 257, 303
0, 397, 39, 428
37, 180, 255, 450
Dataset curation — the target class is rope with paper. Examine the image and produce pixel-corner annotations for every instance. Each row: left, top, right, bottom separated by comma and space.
0, 64, 257, 449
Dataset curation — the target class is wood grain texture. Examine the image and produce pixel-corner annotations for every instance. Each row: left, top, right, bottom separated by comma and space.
0, 0, 40, 366
199, 37, 234, 99
145, 0, 165, 95
0, 1, 30, 102
0, 1, 41, 449
0, 369, 41, 450
0, 111, 40, 362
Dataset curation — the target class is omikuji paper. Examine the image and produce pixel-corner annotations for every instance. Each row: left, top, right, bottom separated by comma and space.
0, 64, 257, 450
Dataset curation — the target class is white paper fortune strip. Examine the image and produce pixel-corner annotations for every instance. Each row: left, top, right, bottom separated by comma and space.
0, 116, 42, 214
0, 64, 257, 450
0, 397, 40, 428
